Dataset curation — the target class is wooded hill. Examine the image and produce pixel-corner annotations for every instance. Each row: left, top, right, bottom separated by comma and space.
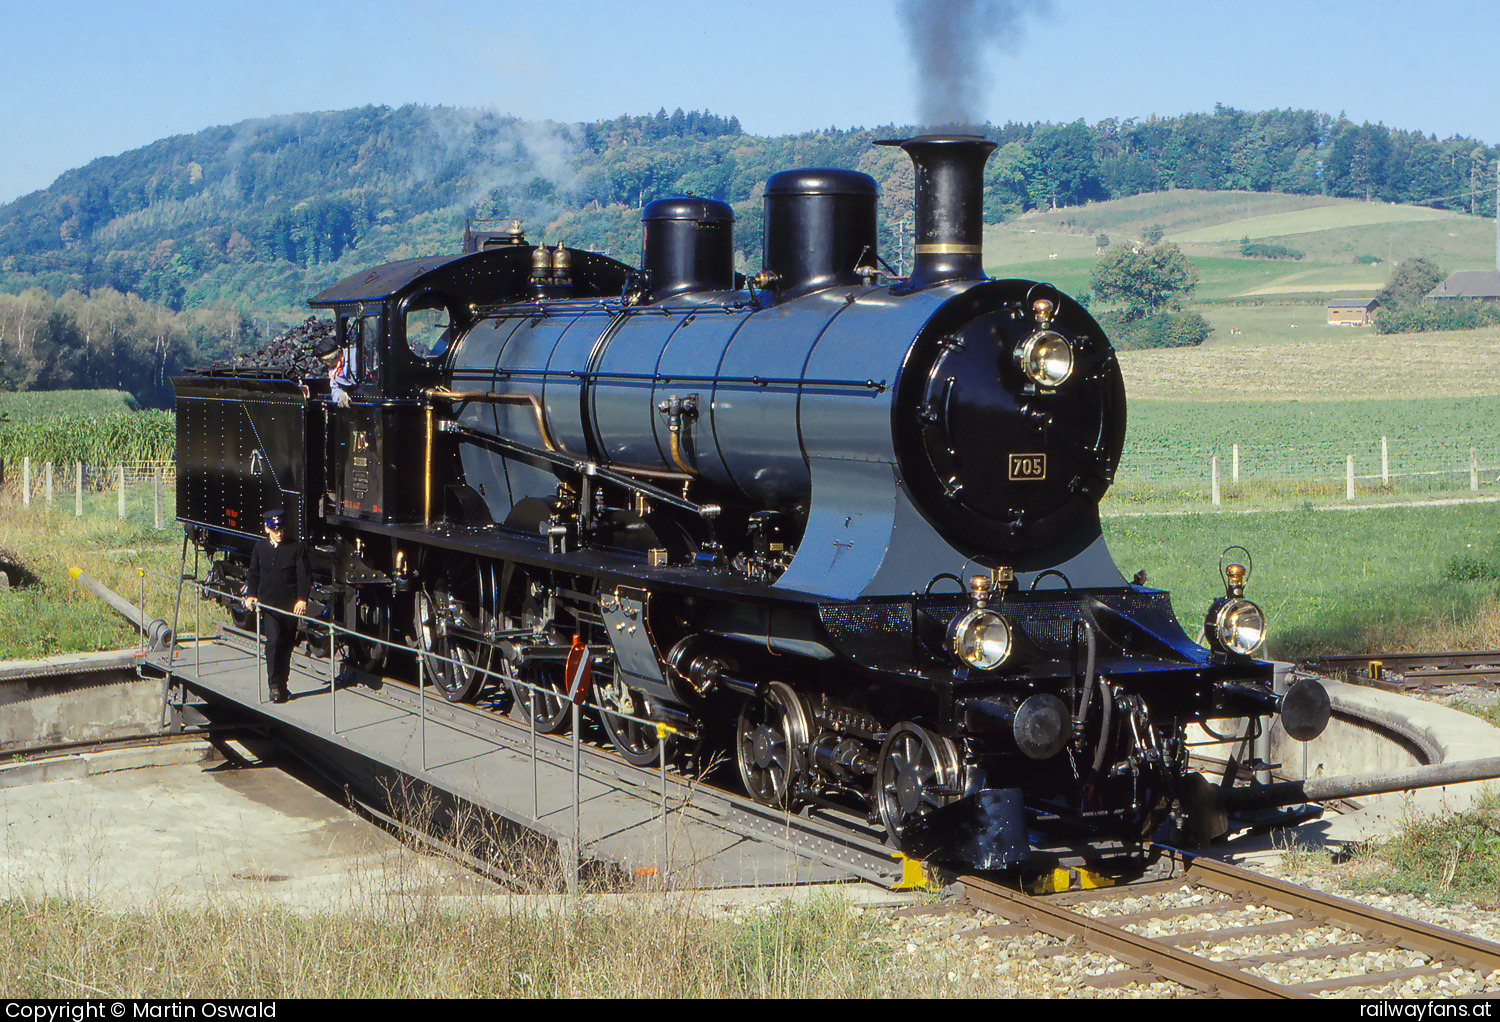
0, 103, 1494, 398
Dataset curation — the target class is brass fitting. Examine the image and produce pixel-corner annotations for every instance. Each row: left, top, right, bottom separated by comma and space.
1225, 563, 1247, 597
968, 574, 993, 610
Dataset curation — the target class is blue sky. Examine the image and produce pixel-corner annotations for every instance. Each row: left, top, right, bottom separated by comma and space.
3, 0, 1497, 205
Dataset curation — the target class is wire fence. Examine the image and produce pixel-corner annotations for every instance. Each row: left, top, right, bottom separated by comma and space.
1106, 435, 1500, 512
6, 436, 1499, 525
4, 457, 177, 529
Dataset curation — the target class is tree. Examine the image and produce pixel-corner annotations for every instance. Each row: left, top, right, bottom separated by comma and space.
1376, 257, 1445, 307
1090, 242, 1198, 321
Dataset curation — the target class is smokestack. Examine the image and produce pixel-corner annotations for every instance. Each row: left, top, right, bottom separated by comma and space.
878, 134, 997, 290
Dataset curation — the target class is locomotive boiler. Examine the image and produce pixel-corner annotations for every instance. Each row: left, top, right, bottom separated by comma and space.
175, 134, 1331, 872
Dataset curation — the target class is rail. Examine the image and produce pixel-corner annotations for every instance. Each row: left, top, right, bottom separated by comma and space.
957, 847, 1500, 997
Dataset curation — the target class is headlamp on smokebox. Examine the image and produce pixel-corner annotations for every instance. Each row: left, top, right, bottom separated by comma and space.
1204, 547, 1266, 656
1014, 330, 1074, 387
1013, 297, 1074, 387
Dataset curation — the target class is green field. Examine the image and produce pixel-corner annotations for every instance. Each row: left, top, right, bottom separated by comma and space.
0, 390, 139, 420
1127, 394, 1500, 450
982, 189, 1498, 351
1170, 202, 1460, 245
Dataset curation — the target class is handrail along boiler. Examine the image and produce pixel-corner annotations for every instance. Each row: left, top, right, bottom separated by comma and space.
174, 135, 1330, 871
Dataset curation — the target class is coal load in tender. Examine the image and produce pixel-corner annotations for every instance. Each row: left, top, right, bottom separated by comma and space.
195, 316, 335, 379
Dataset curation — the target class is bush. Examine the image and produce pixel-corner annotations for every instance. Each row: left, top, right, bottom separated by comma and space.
1240, 241, 1304, 260
1376, 299, 1500, 334
1102, 310, 1211, 350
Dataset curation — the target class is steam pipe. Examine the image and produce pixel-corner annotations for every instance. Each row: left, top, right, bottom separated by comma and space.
1223, 756, 1500, 812
69, 567, 173, 651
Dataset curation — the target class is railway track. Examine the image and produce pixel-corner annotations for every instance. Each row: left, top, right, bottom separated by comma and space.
927, 849, 1500, 998
1309, 650, 1500, 695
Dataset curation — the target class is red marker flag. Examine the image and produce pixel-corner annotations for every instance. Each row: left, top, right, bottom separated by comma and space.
565, 634, 593, 704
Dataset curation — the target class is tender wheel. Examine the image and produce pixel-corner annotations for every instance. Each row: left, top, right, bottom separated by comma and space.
876, 722, 962, 844
595, 676, 667, 767
736, 681, 812, 808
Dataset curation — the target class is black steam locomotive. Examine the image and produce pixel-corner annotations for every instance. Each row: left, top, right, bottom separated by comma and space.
175, 135, 1329, 870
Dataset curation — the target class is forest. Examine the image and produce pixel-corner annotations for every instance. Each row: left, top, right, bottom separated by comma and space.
0, 103, 1493, 403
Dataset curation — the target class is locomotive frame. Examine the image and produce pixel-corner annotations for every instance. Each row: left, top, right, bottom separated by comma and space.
175, 135, 1330, 873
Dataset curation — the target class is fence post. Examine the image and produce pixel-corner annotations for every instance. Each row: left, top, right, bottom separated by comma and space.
1381, 437, 1390, 487
1232, 444, 1240, 483
154, 466, 163, 529
1471, 448, 1479, 492
1346, 455, 1355, 501
44, 463, 52, 508
117, 466, 125, 520
75, 461, 82, 517
1211, 455, 1221, 506
22, 457, 28, 508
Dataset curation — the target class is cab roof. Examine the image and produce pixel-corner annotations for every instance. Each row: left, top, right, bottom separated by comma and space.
307, 252, 475, 308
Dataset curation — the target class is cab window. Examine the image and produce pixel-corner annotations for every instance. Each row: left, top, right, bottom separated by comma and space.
405, 298, 454, 360
339, 315, 381, 383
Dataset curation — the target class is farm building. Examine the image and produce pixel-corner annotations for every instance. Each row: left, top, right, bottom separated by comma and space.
1425, 270, 1500, 301
1326, 298, 1379, 326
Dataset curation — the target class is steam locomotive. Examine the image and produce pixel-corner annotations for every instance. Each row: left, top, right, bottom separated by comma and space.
175, 135, 1330, 871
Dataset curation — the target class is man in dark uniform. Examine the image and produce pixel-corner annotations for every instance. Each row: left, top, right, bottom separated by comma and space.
244, 508, 310, 703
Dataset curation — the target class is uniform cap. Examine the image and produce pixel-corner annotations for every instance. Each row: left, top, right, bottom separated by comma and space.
262, 508, 285, 527
313, 337, 339, 359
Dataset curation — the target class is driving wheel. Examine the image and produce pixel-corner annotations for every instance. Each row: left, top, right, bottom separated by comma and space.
876, 722, 962, 844
735, 681, 812, 808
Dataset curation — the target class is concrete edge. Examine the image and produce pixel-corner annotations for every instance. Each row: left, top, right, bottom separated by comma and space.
0, 741, 215, 788
1321, 677, 1500, 765
0, 649, 142, 682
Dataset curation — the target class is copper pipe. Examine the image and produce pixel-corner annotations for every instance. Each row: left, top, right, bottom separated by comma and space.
429, 388, 560, 454
427, 387, 693, 481
424, 398, 433, 526
668, 418, 692, 475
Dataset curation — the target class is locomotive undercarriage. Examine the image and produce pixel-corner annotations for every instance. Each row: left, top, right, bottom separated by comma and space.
199, 517, 1289, 870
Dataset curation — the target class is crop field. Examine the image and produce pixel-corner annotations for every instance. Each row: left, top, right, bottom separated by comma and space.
0, 390, 138, 420
1170, 202, 1461, 246
1116, 327, 1500, 401
0, 411, 174, 466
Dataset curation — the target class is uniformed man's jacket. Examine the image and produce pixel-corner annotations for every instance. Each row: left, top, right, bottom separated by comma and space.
247, 539, 310, 609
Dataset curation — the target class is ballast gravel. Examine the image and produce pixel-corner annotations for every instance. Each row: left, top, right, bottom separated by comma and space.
867, 855, 1500, 998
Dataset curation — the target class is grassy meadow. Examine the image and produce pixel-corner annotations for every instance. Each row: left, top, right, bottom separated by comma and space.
0, 484, 191, 659
1102, 501, 1500, 661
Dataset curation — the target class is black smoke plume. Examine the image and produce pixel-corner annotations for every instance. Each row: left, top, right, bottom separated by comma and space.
899, 0, 1050, 130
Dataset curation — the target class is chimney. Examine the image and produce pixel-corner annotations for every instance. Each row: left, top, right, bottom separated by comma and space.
877, 134, 997, 289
